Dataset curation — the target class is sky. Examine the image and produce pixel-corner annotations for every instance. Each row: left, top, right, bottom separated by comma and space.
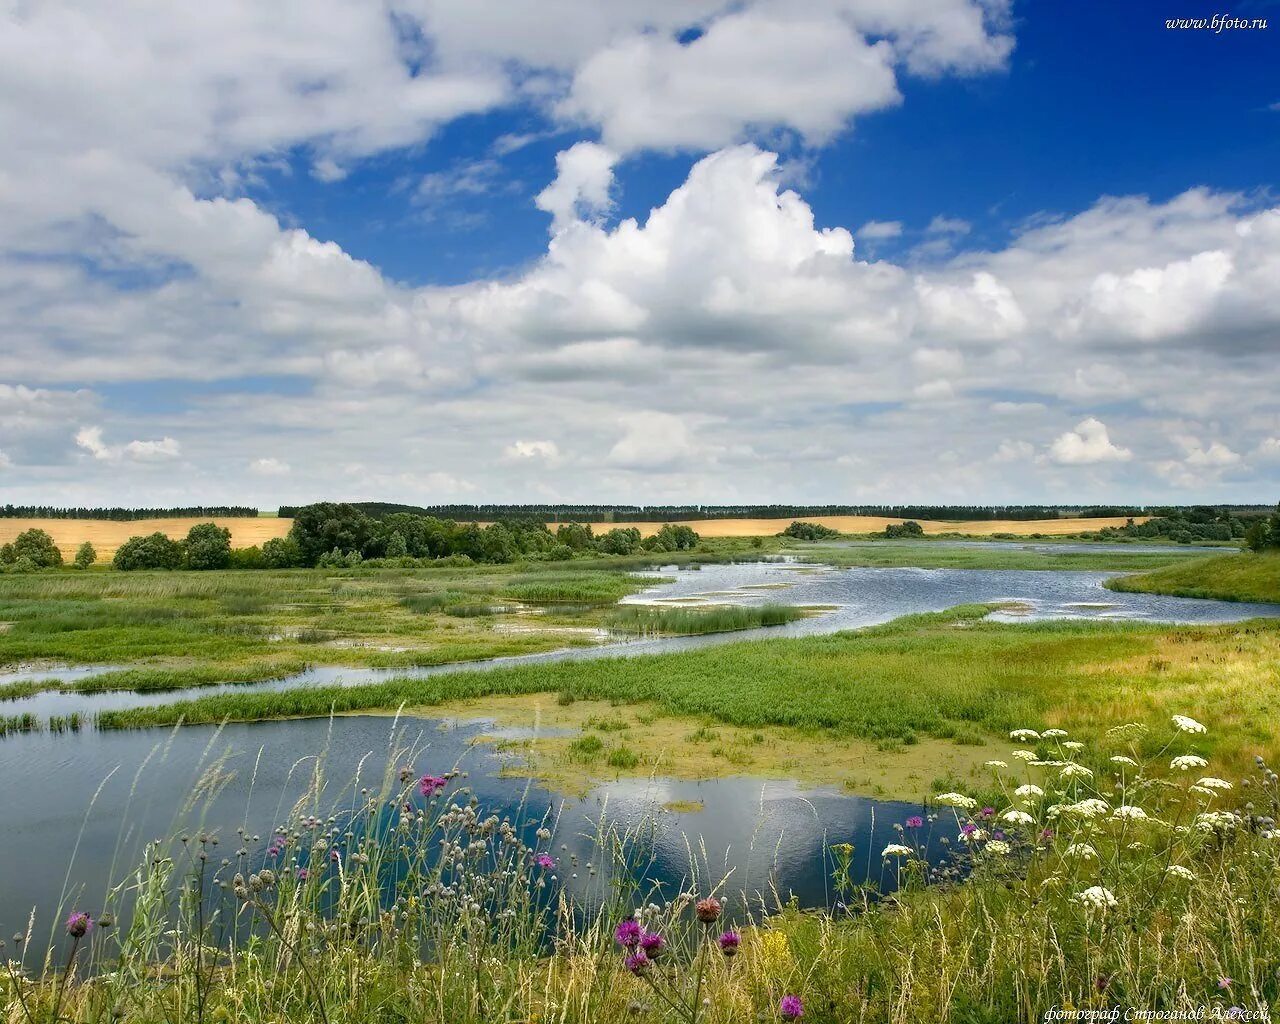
1, 0, 1278, 509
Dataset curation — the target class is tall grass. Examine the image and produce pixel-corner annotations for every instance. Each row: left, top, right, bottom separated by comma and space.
606, 603, 804, 635
4, 714, 1279, 1022
1108, 551, 1280, 604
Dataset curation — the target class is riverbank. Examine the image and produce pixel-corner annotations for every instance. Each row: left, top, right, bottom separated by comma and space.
1107, 551, 1280, 603
97, 607, 1280, 785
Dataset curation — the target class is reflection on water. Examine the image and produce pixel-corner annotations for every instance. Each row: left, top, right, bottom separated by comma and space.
0, 714, 940, 943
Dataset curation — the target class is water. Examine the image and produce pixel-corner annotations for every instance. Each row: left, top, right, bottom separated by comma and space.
0, 559, 1274, 937
0, 713, 937, 945
4, 562, 1276, 721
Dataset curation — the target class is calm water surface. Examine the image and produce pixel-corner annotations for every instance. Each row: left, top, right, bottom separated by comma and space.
1, 557, 1275, 937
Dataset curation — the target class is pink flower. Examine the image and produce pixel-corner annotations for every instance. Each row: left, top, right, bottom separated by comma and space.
297, 868, 309, 881
623, 950, 650, 975
695, 896, 722, 923
536, 854, 555, 870
905, 816, 923, 829
780, 995, 804, 1020
615, 919, 642, 948
639, 931, 664, 957
65, 912, 92, 938
418, 775, 447, 797
1219, 977, 1234, 989
717, 930, 741, 957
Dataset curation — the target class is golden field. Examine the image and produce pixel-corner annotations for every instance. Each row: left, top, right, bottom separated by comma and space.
0, 513, 1145, 560
0, 516, 293, 560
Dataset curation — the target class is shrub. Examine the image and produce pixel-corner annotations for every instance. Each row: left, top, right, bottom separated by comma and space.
113, 532, 185, 571
12, 527, 63, 567
884, 520, 925, 539
780, 521, 841, 540
184, 522, 232, 570
261, 536, 303, 569
73, 541, 97, 569
227, 545, 266, 569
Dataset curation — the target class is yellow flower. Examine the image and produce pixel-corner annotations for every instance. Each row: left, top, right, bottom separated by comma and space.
755, 930, 795, 979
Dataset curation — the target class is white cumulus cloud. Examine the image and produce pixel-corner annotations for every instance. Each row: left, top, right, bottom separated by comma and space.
1045, 418, 1132, 466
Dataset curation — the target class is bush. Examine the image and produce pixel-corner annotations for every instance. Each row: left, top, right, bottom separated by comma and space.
113, 532, 185, 571
11, 527, 63, 567
184, 522, 232, 570
884, 520, 925, 539
780, 521, 841, 541
73, 541, 97, 569
261, 536, 303, 569
227, 546, 266, 569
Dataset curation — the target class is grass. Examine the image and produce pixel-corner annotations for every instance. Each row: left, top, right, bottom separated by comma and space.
95, 607, 1280, 783
796, 541, 1204, 572
605, 603, 805, 635
1107, 551, 1280, 604
6, 715, 1279, 1023
0, 564, 661, 692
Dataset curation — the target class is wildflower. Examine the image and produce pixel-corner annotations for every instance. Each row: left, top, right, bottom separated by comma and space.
418, 775, 447, 797
1043, 728, 1069, 738
1062, 740, 1084, 751
1073, 886, 1117, 911
1064, 843, 1099, 860
1165, 865, 1195, 881
1059, 763, 1093, 779
882, 843, 912, 858
717, 931, 741, 957
1171, 754, 1209, 771
1194, 811, 1241, 833
695, 897, 722, 923
65, 912, 92, 938
984, 760, 1009, 769
330, 849, 340, 862
1001, 809, 1035, 826
1110, 755, 1139, 767
1196, 777, 1232, 790
960, 826, 986, 843
1051, 798, 1110, 819
936, 793, 977, 809
1010, 729, 1040, 742
905, 815, 923, 829
623, 951, 650, 975
1189, 785, 1217, 797
1172, 715, 1207, 735
297, 868, 309, 881
1039, 828, 1055, 842
536, 854, 556, 870
639, 931, 664, 957
980, 806, 996, 818
1112, 805, 1149, 821
1218, 977, 1233, 990
1015, 784, 1044, 798
615, 920, 643, 948
1011, 749, 1037, 761
986, 840, 1012, 855
780, 995, 804, 1020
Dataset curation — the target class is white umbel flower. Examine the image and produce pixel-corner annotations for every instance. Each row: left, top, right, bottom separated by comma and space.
936, 793, 978, 809
986, 840, 1012, 855
1110, 755, 1139, 768
1171, 715, 1207, 735
1170, 755, 1208, 771
1043, 728, 1069, 738
1059, 763, 1093, 779
1011, 750, 1037, 761
1009, 729, 1040, 742
1195, 777, 1232, 790
1001, 809, 1036, 826
1112, 805, 1149, 821
1073, 886, 1117, 911
881, 844, 912, 858
984, 760, 1009, 769
1165, 865, 1195, 881
1015, 784, 1044, 798
1064, 843, 1099, 860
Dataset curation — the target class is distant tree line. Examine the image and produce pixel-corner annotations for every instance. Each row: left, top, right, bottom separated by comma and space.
1093, 507, 1266, 545
0, 505, 258, 520
277, 502, 1157, 523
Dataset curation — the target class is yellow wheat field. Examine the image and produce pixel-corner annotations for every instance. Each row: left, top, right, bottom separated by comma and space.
0, 514, 1145, 561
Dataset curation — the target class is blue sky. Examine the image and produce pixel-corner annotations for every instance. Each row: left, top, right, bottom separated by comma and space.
0, 0, 1277, 506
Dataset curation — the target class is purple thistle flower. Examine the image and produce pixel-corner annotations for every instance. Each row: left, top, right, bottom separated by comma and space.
780, 995, 804, 1020
297, 868, 309, 881
960, 822, 978, 836
418, 775, 447, 798
717, 930, 741, 957
980, 806, 995, 819
1039, 828, 1055, 841
639, 930, 664, 957
536, 854, 556, 870
623, 950, 650, 975
65, 912, 92, 938
905, 816, 923, 829
615, 919, 643, 948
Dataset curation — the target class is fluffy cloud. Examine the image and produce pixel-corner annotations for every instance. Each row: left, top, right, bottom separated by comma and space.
1045, 419, 1132, 466
248, 457, 291, 476
534, 143, 618, 231
75, 426, 181, 463
503, 440, 561, 462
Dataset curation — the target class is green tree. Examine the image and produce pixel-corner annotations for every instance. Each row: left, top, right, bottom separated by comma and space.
384, 531, 408, 558
74, 541, 97, 569
261, 536, 303, 569
13, 528, 63, 567
184, 522, 232, 570
595, 527, 642, 555
287, 503, 373, 566
113, 532, 185, 571
556, 522, 595, 551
